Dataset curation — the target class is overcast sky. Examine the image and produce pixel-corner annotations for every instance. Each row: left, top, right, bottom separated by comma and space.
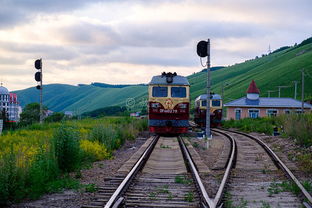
0, 0, 311, 90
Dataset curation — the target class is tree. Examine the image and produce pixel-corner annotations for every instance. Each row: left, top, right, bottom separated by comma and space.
45, 112, 65, 123
19, 103, 48, 126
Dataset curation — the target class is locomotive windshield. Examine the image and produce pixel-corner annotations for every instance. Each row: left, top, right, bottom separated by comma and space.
212, 100, 221, 106
201, 100, 221, 107
171, 87, 186, 98
152, 86, 168, 97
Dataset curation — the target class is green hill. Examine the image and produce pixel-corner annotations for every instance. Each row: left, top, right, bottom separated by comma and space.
188, 40, 312, 104
15, 37, 312, 114
14, 84, 147, 113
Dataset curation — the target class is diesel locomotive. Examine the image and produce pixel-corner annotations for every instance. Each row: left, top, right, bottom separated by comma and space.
148, 72, 190, 134
194, 94, 222, 128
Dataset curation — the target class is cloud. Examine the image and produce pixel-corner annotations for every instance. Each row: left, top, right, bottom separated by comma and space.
0, 0, 311, 91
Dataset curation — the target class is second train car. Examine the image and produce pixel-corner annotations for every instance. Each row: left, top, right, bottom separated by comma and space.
194, 94, 222, 128
148, 72, 190, 134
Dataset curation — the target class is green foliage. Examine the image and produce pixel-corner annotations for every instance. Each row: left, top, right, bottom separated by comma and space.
14, 84, 148, 113
223, 114, 312, 148
223, 117, 275, 135
297, 37, 312, 48
84, 183, 98, 193
82, 106, 127, 117
268, 180, 312, 196
175, 175, 192, 185
0, 117, 147, 205
45, 112, 65, 123
53, 126, 81, 173
277, 114, 312, 147
261, 201, 271, 208
297, 153, 312, 173
19, 103, 48, 126
14, 40, 312, 117
184, 191, 194, 202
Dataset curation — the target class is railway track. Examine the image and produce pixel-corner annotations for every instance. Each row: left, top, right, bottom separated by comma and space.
82, 128, 311, 208
214, 128, 312, 208
82, 133, 236, 208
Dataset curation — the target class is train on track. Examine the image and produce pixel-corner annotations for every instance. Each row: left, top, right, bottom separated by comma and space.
148, 72, 190, 134
194, 93, 223, 128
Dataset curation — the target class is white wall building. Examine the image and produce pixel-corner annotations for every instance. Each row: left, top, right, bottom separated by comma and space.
0, 84, 21, 122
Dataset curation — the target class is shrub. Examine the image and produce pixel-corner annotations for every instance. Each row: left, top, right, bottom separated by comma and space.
89, 124, 120, 150
277, 114, 312, 147
53, 126, 81, 172
80, 139, 110, 161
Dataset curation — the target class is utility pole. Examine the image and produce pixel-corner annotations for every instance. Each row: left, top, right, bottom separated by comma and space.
301, 69, 304, 113
221, 82, 229, 119
206, 39, 211, 138
277, 86, 289, 98
196, 39, 211, 138
267, 90, 274, 98
292, 81, 298, 100
40, 63, 43, 124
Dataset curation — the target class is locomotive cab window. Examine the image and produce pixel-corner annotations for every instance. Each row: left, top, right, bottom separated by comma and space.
201, 100, 207, 106
171, 87, 186, 98
212, 100, 221, 107
152, 86, 168, 97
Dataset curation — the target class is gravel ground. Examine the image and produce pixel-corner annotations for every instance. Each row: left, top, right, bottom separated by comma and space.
185, 132, 229, 198
248, 131, 312, 186
189, 129, 312, 203
10, 131, 151, 208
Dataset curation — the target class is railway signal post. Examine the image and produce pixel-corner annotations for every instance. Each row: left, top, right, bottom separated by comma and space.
34, 58, 43, 124
197, 39, 211, 139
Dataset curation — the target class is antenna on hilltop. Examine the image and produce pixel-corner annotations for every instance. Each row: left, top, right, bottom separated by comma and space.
268, 44, 271, 54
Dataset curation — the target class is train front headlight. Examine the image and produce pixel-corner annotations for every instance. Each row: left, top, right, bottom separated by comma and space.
151, 103, 160, 108
178, 103, 187, 109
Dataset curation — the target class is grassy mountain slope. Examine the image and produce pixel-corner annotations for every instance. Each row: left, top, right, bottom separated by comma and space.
188, 42, 312, 104
15, 39, 312, 114
14, 84, 147, 113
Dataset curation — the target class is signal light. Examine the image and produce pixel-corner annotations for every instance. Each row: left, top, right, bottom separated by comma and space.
35, 72, 41, 81
36, 85, 41, 90
197, 40, 208, 57
35, 59, 42, 69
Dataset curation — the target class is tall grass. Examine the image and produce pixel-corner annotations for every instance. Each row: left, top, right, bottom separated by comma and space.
53, 126, 81, 173
276, 114, 312, 147
223, 114, 312, 173
223, 117, 276, 135
223, 114, 312, 147
0, 117, 148, 205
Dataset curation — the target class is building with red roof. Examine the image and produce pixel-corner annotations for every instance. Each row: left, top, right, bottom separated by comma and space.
224, 80, 312, 120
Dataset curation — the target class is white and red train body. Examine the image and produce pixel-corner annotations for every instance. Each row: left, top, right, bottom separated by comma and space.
194, 94, 223, 128
148, 72, 190, 134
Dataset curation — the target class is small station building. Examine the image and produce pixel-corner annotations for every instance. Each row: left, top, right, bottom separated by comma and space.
224, 80, 312, 120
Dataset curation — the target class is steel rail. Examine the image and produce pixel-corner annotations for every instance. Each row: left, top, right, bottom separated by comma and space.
104, 135, 159, 208
211, 129, 237, 206
179, 136, 214, 208
220, 128, 312, 206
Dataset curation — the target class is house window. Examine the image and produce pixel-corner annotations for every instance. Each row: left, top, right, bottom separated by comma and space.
296, 109, 303, 114
249, 109, 259, 118
235, 109, 241, 120
267, 109, 278, 117
284, 109, 290, 114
